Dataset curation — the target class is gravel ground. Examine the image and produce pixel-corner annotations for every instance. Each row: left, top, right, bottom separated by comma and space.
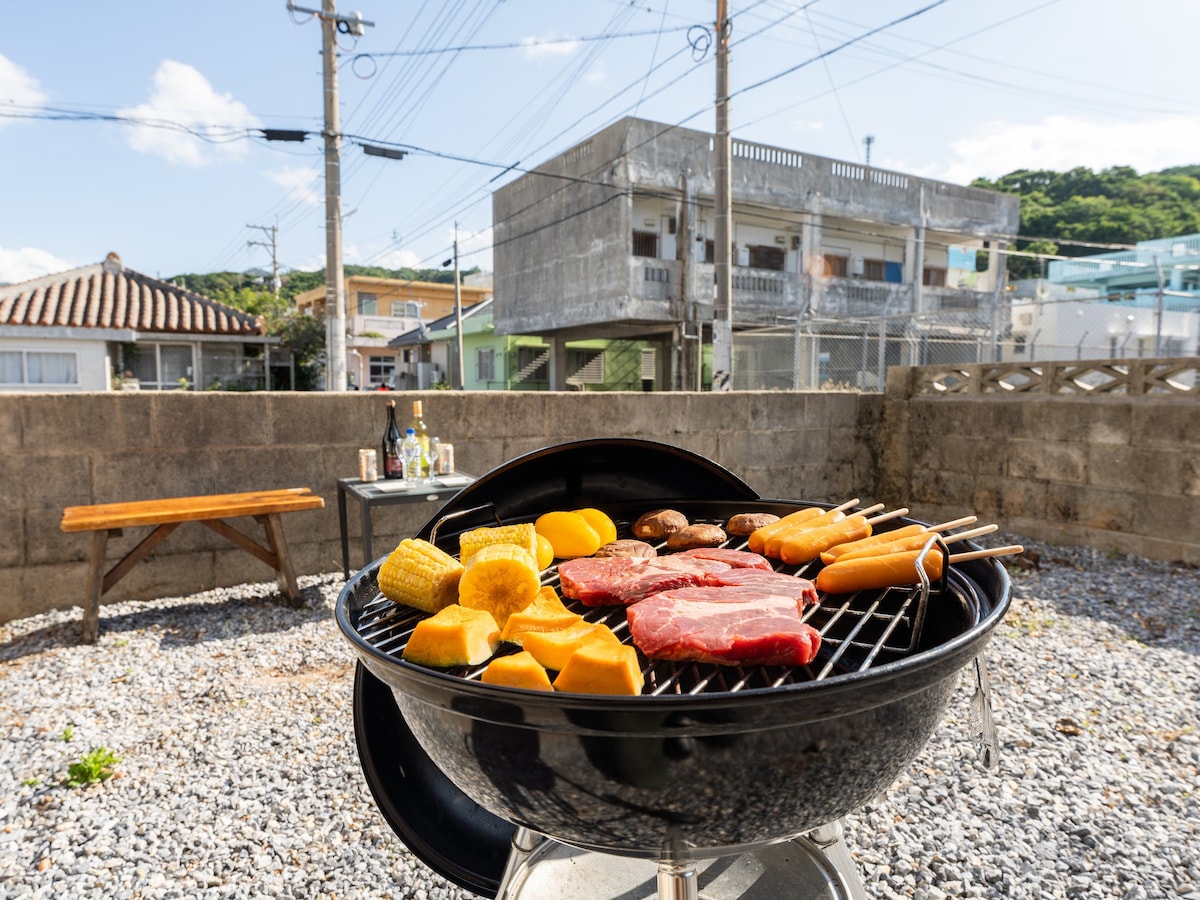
1, 537, 1197, 900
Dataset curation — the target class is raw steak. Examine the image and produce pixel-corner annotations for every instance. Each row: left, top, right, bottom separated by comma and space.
558, 556, 726, 606
707, 568, 819, 606
672, 547, 773, 571
626, 587, 821, 666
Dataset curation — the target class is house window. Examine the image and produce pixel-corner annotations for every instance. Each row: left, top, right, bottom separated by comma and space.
703, 239, 714, 263
822, 254, 848, 277
391, 300, 420, 318
368, 355, 395, 387
0, 350, 78, 385
862, 259, 886, 281
358, 292, 378, 316
516, 346, 548, 381
747, 245, 786, 271
633, 230, 659, 258
923, 267, 947, 287
566, 348, 604, 384
477, 347, 495, 382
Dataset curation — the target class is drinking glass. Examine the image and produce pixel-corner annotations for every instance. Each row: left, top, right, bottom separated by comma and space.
422, 437, 440, 485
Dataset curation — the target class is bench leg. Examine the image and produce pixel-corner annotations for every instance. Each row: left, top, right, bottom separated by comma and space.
262, 513, 303, 607
81, 530, 109, 644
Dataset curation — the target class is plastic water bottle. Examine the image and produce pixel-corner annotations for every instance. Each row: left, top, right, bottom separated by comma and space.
400, 428, 422, 483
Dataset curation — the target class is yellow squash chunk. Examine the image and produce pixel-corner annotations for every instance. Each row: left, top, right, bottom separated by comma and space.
402, 605, 500, 668
572, 508, 617, 546
459, 523, 539, 566
458, 542, 540, 628
553, 642, 644, 696
500, 586, 582, 645
522, 621, 621, 672
535, 533, 555, 569
378, 538, 464, 613
480, 651, 554, 692
535, 510, 602, 559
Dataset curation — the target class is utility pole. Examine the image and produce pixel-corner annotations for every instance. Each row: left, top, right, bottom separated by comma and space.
711, 0, 733, 392
451, 224, 465, 389
247, 223, 280, 294
287, 1, 374, 391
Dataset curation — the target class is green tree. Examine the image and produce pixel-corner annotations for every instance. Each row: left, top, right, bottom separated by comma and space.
972, 164, 1200, 278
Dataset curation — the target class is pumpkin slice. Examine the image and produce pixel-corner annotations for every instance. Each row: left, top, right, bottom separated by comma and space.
522, 621, 621, 672
500, 586, 582, 645
553, 642, 644, 696
402, 605, 499, 668
480, 651, 554, 692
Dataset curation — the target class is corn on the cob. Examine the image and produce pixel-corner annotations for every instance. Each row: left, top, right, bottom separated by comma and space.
458, 542, 540, 627
378, 538, 464, 613
459, 523, 539, 566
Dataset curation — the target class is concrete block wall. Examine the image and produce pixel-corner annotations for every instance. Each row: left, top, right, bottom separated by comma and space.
2, 381, 1196, 627
1, 390, 875, 625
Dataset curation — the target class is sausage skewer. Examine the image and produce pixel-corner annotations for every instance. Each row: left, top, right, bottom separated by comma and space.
816, 542, 1024, 594
754, 498, 864, 556
776, 505, 899, 565
828, 523, 998, 564
819, 514, 980, 565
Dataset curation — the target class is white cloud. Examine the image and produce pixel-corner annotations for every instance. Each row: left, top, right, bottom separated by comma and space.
930, 115, 1200, 185
457, 226, 494, 271
366, 247, 422, 269
116, 60, 261, 167
265, 165, 323, 207
0, 54, 47, 126
0, 246, 74, 285
520, 35, 581, 61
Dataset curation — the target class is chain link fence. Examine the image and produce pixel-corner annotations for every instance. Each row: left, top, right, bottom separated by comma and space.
732, 294, 1200, 392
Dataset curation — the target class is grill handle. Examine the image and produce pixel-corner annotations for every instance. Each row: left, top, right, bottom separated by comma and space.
429, 502, 505, 546
970, 652, 1000, 768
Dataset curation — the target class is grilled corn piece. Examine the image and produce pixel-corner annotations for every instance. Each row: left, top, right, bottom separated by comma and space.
459, 523, 539, 566
378, 538, 464, 613
458, 542, 540, 628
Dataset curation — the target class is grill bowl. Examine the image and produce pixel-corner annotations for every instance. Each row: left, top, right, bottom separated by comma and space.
338, 499, 1010, 861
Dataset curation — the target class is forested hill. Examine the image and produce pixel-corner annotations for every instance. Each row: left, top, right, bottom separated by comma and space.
970, 165, 1200, 279
171, 264, 480, 303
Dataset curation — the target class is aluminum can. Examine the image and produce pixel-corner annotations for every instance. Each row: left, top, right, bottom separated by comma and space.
435, 443, 454, 475
358, 448, 379, 482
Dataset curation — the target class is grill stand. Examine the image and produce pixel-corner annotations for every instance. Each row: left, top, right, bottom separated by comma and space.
494, 820, 867, 900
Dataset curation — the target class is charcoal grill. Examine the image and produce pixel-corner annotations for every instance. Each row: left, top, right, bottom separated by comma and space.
336, 439, 1011, 899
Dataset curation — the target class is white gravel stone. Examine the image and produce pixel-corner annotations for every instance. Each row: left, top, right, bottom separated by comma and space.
2, 537, 1197, 899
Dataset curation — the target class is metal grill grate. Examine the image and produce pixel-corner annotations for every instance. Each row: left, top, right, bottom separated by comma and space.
350, 513, 946, 696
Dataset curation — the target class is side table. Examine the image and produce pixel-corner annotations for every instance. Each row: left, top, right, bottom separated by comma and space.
337, 474, 474, 579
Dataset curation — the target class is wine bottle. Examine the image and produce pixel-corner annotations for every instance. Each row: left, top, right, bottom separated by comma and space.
410, 399, 430, 478
381, 400, 404, 479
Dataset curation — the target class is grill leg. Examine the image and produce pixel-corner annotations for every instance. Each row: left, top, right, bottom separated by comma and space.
807, 819, 867, 900
494, 826, 543, 899
656, 859, 699, 900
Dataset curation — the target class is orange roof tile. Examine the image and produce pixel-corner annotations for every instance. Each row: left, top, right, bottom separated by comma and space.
0, 254, 265, 336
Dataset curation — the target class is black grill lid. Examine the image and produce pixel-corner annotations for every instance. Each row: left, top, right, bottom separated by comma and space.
355, 438, 761, 897
413, 438, 759, 539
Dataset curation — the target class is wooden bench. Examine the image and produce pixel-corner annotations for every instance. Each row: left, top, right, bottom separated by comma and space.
60, 488, 326, 643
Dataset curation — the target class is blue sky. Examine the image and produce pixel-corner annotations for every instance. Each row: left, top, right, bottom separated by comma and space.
2, 0, 1197, 286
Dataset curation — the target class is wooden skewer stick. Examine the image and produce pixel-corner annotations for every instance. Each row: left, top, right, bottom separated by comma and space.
949, 545, 1025, 564
831, 498, 861, 514
855, 502, 886, 518
928, 515, 977, 532
865, 507, 909, 526
941, 523, 998, 544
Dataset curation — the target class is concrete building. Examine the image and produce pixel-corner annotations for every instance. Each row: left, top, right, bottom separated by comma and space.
492, 117, 1020, 390
294, 275, 489, 389
1010, 233, 1200, 361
